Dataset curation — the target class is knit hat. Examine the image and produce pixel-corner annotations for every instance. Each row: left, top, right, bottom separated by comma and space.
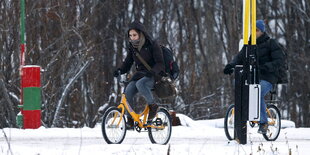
256, 20, 265, 32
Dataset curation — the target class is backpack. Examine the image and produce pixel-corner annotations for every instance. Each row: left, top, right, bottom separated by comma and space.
273, 41, 288, 84
160, 45, 180, 80
269, 39, 289, 84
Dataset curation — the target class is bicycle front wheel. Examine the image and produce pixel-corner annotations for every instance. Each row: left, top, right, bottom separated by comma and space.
101, 107, 126, 144
224, 104, 235, 141
263, 105, 281, 141
148, 108, 172, 145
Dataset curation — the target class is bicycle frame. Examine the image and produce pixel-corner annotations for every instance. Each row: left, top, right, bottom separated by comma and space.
229, 106, 276, 126
112, 93, 165, 129
266, 108, 276, 125
228, 108, 235, 124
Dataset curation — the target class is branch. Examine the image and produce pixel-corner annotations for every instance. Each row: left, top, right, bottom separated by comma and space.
2, 129, 14, 155
51, 57, 94, 127
0, 71, 16, 127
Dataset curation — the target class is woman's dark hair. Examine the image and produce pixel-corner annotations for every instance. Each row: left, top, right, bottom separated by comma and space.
128, 29, 141, 38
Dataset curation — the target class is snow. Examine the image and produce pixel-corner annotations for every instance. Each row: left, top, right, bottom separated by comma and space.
21, 65, 41, 68
1, 114, 310, 155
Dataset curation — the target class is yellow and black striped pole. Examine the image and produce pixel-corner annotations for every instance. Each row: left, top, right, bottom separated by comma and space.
235, 0, 257, 145
251, 0, 256, 45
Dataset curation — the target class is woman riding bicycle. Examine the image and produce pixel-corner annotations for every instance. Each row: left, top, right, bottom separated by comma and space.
223, 20, 284, 134
113, 21, 165, 126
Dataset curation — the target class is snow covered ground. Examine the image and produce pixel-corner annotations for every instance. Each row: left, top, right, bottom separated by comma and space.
1, 114, 310, 155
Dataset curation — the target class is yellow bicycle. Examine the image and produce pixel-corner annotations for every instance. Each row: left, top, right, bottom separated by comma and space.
101, 76, 172, 144
224, 89, 281, 141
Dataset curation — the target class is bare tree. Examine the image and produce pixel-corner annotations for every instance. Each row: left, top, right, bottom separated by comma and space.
0, 0, 309, 128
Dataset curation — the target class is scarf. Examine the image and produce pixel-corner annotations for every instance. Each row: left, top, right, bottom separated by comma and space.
130, 32, 145, 51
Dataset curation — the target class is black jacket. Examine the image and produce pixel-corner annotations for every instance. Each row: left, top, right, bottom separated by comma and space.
119, 21, 165, 81
230, 33, 284, 84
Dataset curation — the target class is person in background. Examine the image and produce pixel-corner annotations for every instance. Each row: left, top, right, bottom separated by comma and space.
223, 20, 284, 134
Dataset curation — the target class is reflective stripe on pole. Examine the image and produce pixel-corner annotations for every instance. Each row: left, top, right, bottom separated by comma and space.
243, 0, 250, 45
251, 0, 256, 45
243, 0, 256, 45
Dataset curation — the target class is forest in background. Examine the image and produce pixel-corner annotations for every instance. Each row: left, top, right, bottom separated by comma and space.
0, 0, 309, 128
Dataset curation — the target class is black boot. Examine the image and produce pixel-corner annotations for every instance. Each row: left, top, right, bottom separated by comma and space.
148, 104, 159, 121
126, 115, 134, 130
258, 123, 268, 134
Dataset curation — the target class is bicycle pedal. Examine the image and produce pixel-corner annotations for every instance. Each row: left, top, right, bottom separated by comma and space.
155, 118, 162, 126
134, 125, 142, 132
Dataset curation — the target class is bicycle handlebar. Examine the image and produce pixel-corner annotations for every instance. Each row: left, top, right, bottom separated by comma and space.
116, 71, 129, 86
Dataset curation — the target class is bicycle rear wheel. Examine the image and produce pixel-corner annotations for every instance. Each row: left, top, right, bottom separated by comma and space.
224, 104, 235, 141
148, 108, 172, 145
263, 105, 281, 141
101, 107, 127, 144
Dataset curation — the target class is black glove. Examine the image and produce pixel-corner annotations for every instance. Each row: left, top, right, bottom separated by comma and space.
113, 69, 121, 77
223, 64, 234, 75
